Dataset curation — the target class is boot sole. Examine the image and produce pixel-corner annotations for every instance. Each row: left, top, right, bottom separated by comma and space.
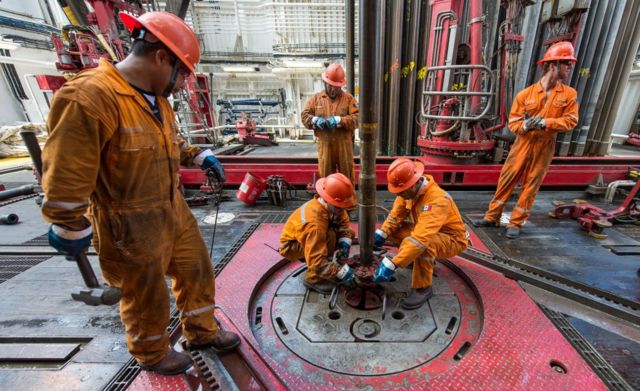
400, 293, 433, 310
188, 338, 241, 354
140, 360, 194, 376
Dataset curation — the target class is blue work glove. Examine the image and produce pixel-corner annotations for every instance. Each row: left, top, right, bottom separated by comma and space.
312, 116, 328, 130
48, 224, 93, 257
372, 257, 396, 283
336, 264, 355, 286
336, 237, 352, 260
374, 229, 387, 249
201, 155, 226, 182
326, 116, 341, 129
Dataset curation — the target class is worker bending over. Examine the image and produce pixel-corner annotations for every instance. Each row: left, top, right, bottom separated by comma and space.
301, 63, 359, 183
473, 41, 579, 238
279, 173, 357, 293
41, 12, 238, 376
373, 158, 468, 310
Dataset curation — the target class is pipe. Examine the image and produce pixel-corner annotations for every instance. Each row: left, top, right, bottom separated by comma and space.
358, 0, 381, 266
345, 0, 355, 95
0, 214, 19, 225
386, 0, 404, 156
412, 0, 430, 150
20, 130, 43, 179
468, 0, 483, 114
0, 184, 35, 201
398, 0, 421, 155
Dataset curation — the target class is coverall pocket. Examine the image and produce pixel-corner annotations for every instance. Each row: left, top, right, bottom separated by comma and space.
118, 131, 156, 151
110, 209, 167, 263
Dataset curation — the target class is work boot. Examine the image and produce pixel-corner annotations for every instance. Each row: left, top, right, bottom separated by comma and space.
140, 349, 193, 376
400, 286, 433, 310
472, 219, 499, 228
303, 278, 337, 295
506, 226, 520, 239
188, 330, 241, 353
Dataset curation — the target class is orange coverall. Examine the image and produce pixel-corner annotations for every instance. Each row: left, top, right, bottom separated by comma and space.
380, 175, 468, 288
42, 59, 216, 366
279, 197, 355, 284
301, 91, 359, 183
484, 82, 579, 227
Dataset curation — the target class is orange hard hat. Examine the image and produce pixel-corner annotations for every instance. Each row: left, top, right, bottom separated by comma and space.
387, 158, 425, 193
119, 11, 200, 73
537, 41, 577, 65
322, 63, 347, 87
315, 173, 356, 209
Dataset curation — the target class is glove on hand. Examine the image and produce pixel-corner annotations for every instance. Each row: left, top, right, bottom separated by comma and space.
326, 116, 341, 129
337, 264, 355, 286
373, 229, 387, 249
48, 224, 92, 257
336, 237, 351, 261
372, 257, 396, 283
313, 116, 329, 130
201, 155, 226, 182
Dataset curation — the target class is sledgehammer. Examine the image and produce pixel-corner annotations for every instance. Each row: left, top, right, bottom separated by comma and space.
20, 129, 121, 306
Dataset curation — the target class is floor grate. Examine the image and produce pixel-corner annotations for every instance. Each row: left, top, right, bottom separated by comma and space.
0, 255, 50, 284
21, 234, 49, 246
539, 305, 633, 391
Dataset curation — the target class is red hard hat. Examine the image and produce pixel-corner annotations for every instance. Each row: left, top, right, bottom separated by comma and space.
315, 173, 356, 209
119, 11, 200, 73
321, 63, 347, 87
537, 41, 577, 65
387, 158, 425, 193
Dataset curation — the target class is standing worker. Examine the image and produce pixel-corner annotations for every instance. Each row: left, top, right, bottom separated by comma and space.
372, 158, 468, 310
279, 173, 357, 293
301, 63, 359, 183
473, 41, 579, 238
41, 12, 239, 375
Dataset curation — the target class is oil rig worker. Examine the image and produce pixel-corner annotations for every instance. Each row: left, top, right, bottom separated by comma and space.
301, 63, 359, 184
279, 173, 357, 294
473, 41, 579, 239
41, 12, 239, 376
372, 158, 468, 310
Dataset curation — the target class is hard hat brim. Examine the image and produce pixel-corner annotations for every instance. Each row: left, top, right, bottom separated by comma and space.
387, 161, 425, 193
322, 71, 347, 87
315, 177, 356, 208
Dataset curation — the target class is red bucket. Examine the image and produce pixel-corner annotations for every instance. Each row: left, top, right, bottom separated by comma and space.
236, 172, 267, 206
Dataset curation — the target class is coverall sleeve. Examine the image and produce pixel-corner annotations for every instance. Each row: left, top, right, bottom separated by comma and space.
301, 223, 341, 282
339, 95, 360, 132
301, 95, 318, 129
336, 210, 356, 240
177, 133, 203, 166
507, 92, 527, 136
545, 95, 579, 133
380, 196, 409, 236
41, 98, 110, 230
393, 198, 449, 265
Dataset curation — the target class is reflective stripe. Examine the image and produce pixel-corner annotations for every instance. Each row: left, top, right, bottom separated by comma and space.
514, 206, 529, 213
509, 116, 523, 123
338, 237, 352, 246
51, 224, 92, 240
183, 304, 215, 317
386, 215, 399, 224
128, 333, 163, 342
193, 149, 213, 166
444, 192, 452, 200
567, 114, 578, 120
494, 200, 505, 205
406, 236, 426, 251
300, 202, 308, 226
43, 199, 88, 210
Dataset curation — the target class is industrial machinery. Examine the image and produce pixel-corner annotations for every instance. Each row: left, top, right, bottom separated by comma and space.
235, 112, 278, 146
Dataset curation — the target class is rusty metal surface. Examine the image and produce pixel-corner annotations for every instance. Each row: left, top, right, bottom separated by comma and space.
215, 223, 608, 390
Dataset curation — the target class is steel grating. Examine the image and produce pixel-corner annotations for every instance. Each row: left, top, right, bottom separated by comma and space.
0, 255, 50, 284
540, 305, 633, 391
215, 223, 608, 390
21, 234, 49, 246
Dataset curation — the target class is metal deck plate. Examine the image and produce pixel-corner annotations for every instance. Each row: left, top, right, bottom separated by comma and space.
215, 223, 608, 390
262, 263, 477, 375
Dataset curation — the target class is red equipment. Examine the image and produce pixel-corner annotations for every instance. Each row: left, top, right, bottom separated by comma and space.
549, 174, 640, 238
236, 172, 267, 206
236, 112, 278, 146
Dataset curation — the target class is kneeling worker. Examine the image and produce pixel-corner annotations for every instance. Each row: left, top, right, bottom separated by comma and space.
373, 158, 468, 309
279, 173, 357, 293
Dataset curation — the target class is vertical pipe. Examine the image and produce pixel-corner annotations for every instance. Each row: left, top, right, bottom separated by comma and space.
386, 0, 404, 156
376, 0, 387, 155
468, 0, 482, 113
358, 0, 381, 266
414, 0, 431, 148
346, 0, 355, 96
399, 0, 421, 155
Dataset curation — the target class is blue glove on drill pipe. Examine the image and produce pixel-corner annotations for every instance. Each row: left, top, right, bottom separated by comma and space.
337, 264, 355, 286
201, 155, 226, 182
374, 229, 387, 249
48, 224, 92, 257
372, 257, 396, 283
